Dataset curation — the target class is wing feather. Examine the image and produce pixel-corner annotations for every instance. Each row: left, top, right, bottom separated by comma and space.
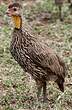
29, 42, 65, 77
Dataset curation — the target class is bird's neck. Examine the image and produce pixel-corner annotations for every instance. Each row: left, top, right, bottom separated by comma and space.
12, 15, 22, 29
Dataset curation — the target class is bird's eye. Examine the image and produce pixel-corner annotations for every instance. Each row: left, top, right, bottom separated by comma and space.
13, 8, 17, 11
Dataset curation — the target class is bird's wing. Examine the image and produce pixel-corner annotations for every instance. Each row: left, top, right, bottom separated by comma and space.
29, 42, 64, 76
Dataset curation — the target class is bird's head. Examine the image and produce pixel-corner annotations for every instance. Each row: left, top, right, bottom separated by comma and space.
6, 3, 22, 29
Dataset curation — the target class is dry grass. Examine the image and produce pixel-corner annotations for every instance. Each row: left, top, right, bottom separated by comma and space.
0, 0, 72, 110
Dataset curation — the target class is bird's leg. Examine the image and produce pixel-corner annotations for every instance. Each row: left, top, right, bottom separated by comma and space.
68, 0, 71, 3
36, 81, 42, 101
43, 82, 47, 102
68, 0, 72, 13
58, 5, 63, 21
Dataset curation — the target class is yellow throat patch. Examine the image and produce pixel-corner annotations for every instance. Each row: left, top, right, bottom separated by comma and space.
12, 16, 21, 29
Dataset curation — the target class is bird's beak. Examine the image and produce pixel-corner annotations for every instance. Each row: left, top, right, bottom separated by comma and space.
6, 9, 11, 17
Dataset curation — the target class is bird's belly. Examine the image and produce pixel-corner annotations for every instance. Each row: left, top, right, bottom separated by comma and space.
10, 48, 45, 79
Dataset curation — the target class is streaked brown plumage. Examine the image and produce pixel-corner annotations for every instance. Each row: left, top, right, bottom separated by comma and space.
6, 3, 67, 102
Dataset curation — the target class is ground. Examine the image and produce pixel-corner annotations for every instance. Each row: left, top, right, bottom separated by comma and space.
0, 0, 72, 110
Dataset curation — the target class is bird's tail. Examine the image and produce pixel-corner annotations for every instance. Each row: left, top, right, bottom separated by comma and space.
56, 55, 68, 78
56, 55, 68, 92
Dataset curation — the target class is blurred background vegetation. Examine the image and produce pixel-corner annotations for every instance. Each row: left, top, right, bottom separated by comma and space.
0, 0, 72, 110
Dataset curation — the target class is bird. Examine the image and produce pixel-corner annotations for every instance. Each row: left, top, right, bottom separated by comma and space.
55, 0, 72, 21
55, 0, 64, 21
6, 2, 67, 102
